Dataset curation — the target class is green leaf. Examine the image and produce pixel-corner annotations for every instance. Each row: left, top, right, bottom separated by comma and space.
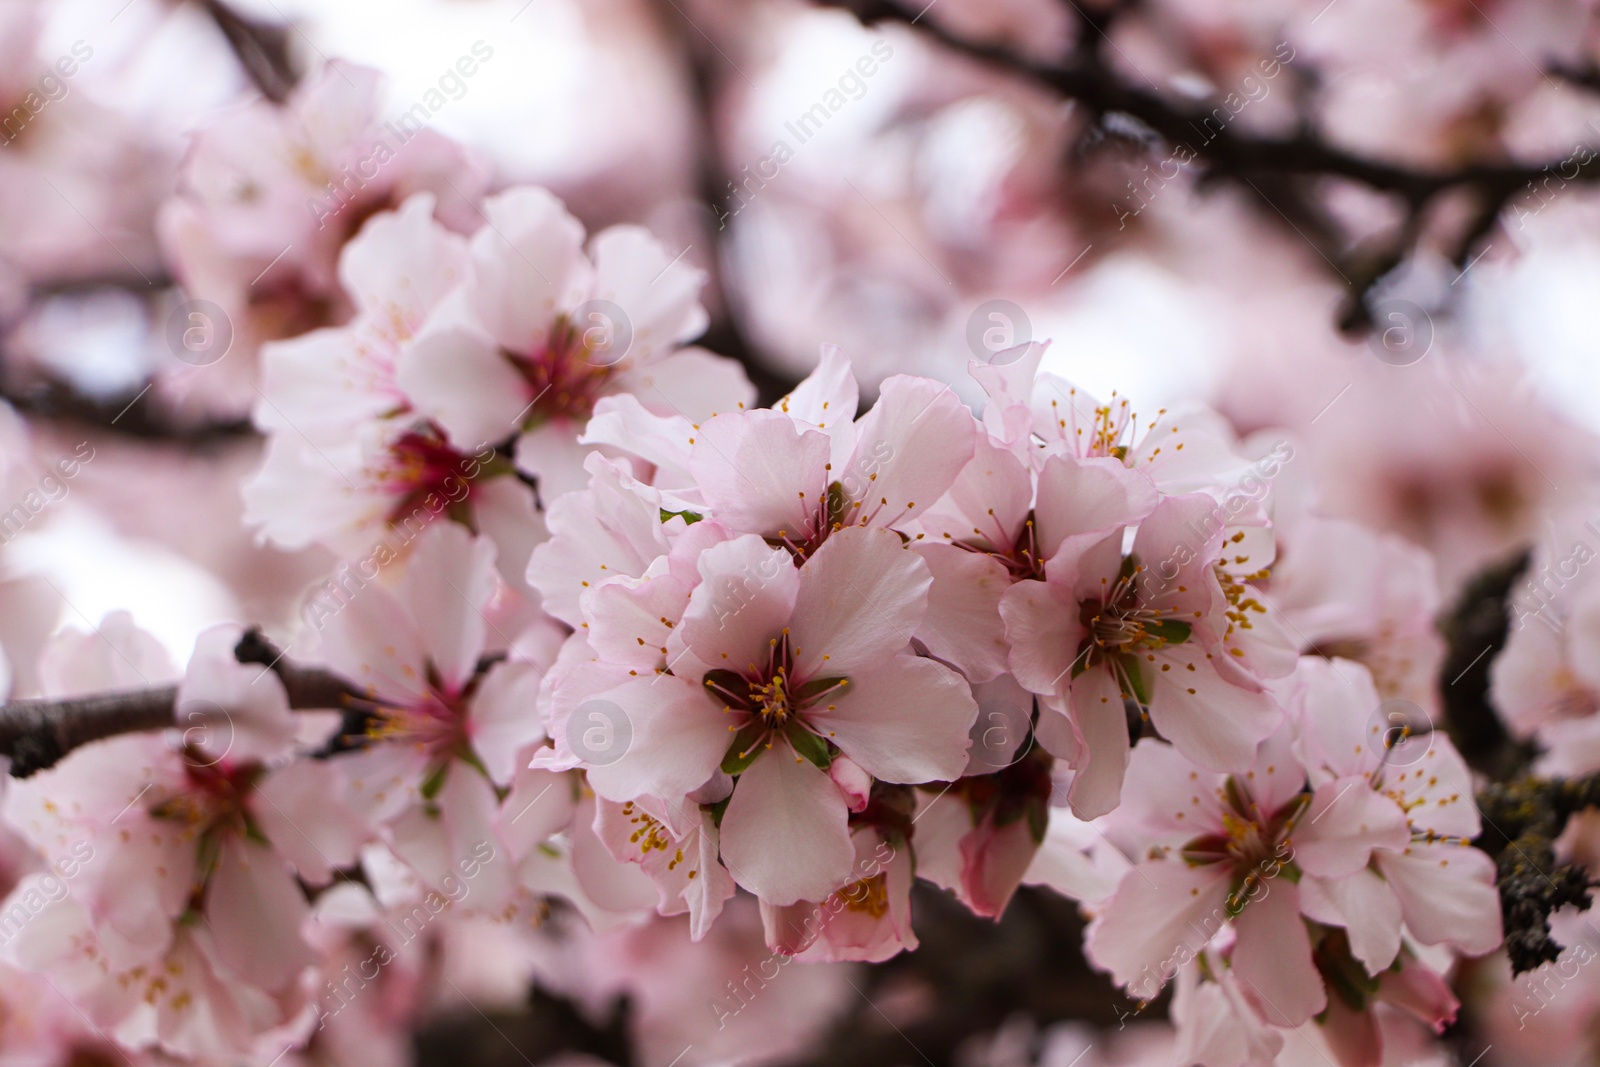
721, 721, 767, 775
786, 722, 834, 771
660, 508, 704, 525
707, 795, 731, 828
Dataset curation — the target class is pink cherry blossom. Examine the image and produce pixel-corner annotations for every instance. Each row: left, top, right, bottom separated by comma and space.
1, 623, 359, 1055
561, 526, 977, 906
158, 59, 489, 378
1002, 492, 1289, 817
312, 522, 546, 907
394, 186, 753, 502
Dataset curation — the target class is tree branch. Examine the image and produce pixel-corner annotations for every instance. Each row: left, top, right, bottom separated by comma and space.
0, 629, 359, 777
814, 0, 1600, 324
0, 371, 255, 448
195, 0, 300, 104
1476, 773, 1600, 974
654, 0, 801, 408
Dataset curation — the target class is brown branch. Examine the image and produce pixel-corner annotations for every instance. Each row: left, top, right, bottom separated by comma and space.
0, 372, 255, 448
0, 687, 181, 779
815, 0, 1600, 321
0, 629, 359, 777
653, 0, 801, 408
195, 0, 300, 104
1476, 773, 1600, 974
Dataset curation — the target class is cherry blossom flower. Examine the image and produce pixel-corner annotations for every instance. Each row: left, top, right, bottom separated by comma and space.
394, 186, 752, 502
1085, 656, 1499, 1053
912, 744, 1055, 919
1002, 492, 1289, 817
1488, 502, 1600, 774
252, 192, 469, 444
312, 522, 546, 909
158, 59, 489, 389
684, 345, 976, 556
1, 623, 361, 1056
759, 820, 914, 962
1287, 657, 1502, 966
971, 342, 1254, 495
593, 791, 736, 941
558, 526, 977, 905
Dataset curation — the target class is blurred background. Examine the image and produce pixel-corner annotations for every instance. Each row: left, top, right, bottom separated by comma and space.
4, 0, 1600, 1063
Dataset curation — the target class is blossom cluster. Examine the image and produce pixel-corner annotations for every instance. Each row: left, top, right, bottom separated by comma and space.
0, 53, 1521, 1067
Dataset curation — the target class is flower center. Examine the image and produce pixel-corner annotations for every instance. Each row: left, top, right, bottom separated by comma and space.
749, 669, 793, 723
148, 753, 263, 831
509, 315, 617, 427
376, 429, 485, 526
1077, 558, 1192, 664
362, 685, 470, 758
1181, 777, 1307, 911
835, 873, 890, 918
703, 631, 847, 773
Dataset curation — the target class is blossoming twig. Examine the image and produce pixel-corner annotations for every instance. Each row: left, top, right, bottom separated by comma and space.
0, 629, 358, 777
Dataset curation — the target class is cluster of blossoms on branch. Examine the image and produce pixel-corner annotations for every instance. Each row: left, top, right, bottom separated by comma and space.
0, 55, 1522, 1067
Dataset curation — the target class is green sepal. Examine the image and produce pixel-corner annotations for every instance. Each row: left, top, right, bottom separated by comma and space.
1120, 655, 1151, 706
1071, 643, 1095, 679
1322, 955, 1380, 1012
721, 722, 766, 775
1144, 619, 1192, 645
1026, 796, 1049, 844
419, 760, 450, 802
796, 676, 848, 703
786, 722, 834, 771
241, 811, 272, 847
661, 508, 704, 525
703, 669, 751, 708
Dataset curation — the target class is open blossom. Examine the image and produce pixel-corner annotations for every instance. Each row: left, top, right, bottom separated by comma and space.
593, 790, 737, 941
912, 742, 1056, 919
252, 192, 470, 444
394, 185, 753, 502
1266, 510, 1447, 715
1003, 491, 1290, 817
686, 345, 976, 549
1288, 658, 1502, 966
578, 343, 978, 553
1083, 656, 1499, 1062
550, 525, 977, 905
313, 522, 546, 908
759, 816, 915, 963
972, 342, 1254, 495
241, 192, 541, 568
158, 60, 489, 378
1488, 501, 1600, 774
1, 624, 361, 1056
